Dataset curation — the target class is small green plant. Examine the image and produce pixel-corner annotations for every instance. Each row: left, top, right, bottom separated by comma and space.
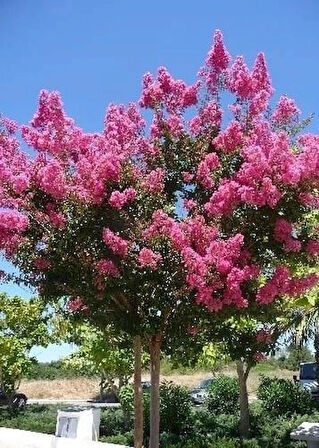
207, 376, 239, 415
257, 375, 316, 416
118, 383, 134, 426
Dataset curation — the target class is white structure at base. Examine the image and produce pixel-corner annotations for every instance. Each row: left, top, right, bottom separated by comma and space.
291, 421, 319, 448
0, 428, 130, 448
56, 408, 101, 440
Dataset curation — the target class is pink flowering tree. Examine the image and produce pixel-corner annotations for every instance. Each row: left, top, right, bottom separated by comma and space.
1, 30, 319, 447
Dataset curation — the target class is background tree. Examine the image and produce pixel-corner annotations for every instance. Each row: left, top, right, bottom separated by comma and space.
62, 323, 135, 399
0, 293, 49, 399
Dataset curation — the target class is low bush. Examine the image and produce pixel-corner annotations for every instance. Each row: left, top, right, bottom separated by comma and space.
99, 408, 126, 437
207, 376, 239, 415
119, 380, 192, 438
257, 375, 316, 416
159, 381, 193, 435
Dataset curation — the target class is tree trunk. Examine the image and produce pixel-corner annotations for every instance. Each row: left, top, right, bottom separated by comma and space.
314, 323, 319, 383
236, 360, 250, 438
149, 333, 162, 448
133, 335, 144, 448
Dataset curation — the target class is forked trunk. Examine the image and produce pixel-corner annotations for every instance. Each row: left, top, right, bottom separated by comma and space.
236, 360, 250, 438
133, 335, 144, 448
149, 333, 162, 448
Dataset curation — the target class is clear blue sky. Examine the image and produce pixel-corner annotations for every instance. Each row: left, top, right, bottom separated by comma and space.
1, 0, 319, 360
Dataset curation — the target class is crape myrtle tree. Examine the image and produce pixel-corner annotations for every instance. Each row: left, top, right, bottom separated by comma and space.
1, 30, 319, 446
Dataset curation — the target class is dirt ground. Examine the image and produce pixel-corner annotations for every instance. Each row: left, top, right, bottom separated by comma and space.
18, 366, 297, 399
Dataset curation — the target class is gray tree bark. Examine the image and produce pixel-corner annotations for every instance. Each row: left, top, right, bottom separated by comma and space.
149, 334, 162, 448
236, 360, 251, 438
133, 335, 143, 448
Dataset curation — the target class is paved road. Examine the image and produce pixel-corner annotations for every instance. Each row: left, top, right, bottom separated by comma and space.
28, 399, 120, 408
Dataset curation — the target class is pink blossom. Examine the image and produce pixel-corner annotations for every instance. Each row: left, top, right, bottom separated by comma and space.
165, 114, 184, 137
274, 218, 301, 253
299, 193, 319, 208
189, 101, 222, 135
196, 152, 220, 189
138, 247, 162, 269
102, 228, 129, 257
307, 240, 319, 257
182, 171, 194, 183
183, 199, 197, 210
253, 352, 265, 361
67, 296, 89, 312
272, 96, 300, 123
256, 329, 272, 344
202, 29, 230, 93
227, 56, 253, 99
33, 257, 51, 270
95, 259, 120, 277
37, 159, 67, 200
109, 188, 136, 209
142, 168, 165, 193
213, 121, 243, 152
251, 53, 273, 96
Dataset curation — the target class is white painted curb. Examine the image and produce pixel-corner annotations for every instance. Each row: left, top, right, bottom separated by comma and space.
0, 428, 130, 448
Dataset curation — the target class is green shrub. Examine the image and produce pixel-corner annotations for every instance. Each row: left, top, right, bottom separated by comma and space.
118, 383, 135, 424
99, 431, 133, 445
0, 405, 57, 434
159, 381, 192, 435
208, 438, 239, 448
192, 407, 216, 436
119, 381, 192, 437
207, 376, 239, 415
257, 375, 316, 416
99, 408, 127, 437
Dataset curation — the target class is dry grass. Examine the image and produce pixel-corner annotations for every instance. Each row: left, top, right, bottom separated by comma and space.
18, 377, 100, 399
18, 365, 297, 399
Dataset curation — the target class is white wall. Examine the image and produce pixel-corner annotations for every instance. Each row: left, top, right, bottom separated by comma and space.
0, 428, 130, 448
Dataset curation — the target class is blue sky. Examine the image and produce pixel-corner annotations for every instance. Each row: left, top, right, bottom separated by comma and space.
1, 0, 319, 360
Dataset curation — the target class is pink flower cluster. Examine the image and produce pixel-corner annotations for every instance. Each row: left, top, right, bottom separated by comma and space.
102, 228, 129, 257
272, 96, 300, 123
67, 296, 89, 313
200, 29, 231, 93
213, 121, 243, 152
143, 211, 258, 311
274, 218, 301, 253
95, 258, 120, 278
189, 101, 222, 135
139, 66, 198, 113
138, 247, 162, 269
197, 152, 220, 189
33, 257, 51, 270
227, 52, 273, 113
0, 210, 29, 256
257, 266, 318, 304
256, 329, 272, 345
109, 188, 136, 209
307, 240, 319, 258
142, 168, 165, 194
46, 203, 66, 228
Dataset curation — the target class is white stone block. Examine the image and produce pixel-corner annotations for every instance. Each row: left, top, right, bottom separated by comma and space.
56, 408, 101, 440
